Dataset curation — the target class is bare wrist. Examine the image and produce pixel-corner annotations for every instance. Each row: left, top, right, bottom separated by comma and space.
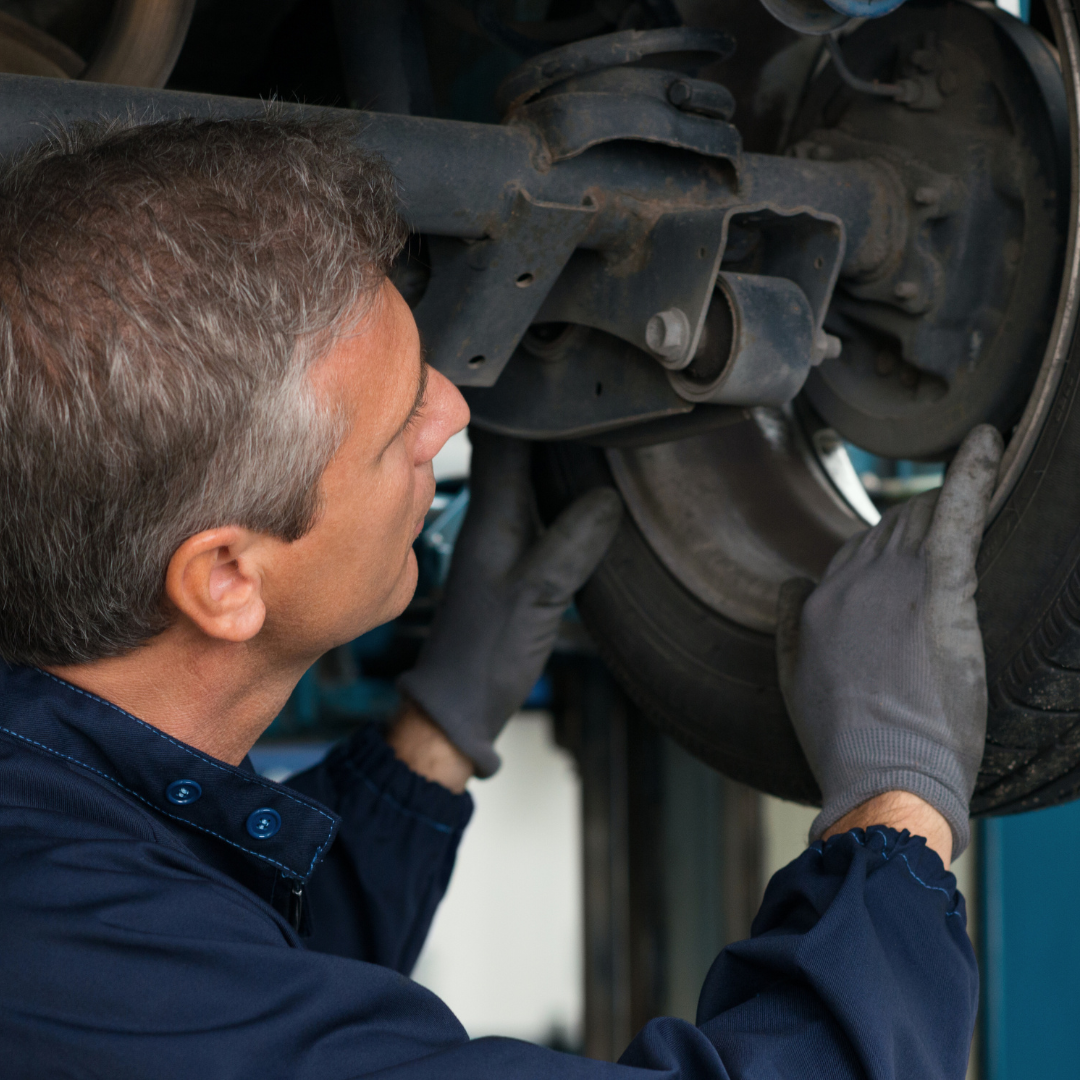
385, 699, 474, 794
822, 791, 954, 870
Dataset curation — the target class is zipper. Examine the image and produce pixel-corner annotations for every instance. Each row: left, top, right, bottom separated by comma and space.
288, 880, 304, 933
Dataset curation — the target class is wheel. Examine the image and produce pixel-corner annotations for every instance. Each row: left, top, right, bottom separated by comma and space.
536, 0, 1080, 814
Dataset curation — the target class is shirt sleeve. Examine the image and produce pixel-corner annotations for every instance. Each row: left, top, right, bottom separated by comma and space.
620, 826, 979, 1080
3, 810, 977, 1080
285, 724, 473, 973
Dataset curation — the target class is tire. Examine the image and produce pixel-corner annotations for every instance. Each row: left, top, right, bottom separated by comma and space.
534, 439, 821, 805
534, 0, 1080, 816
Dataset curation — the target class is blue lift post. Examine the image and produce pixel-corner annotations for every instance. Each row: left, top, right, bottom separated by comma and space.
979, 804, 1080, 1079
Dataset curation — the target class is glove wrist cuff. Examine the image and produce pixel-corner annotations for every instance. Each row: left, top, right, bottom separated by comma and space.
811, 770, 970, 860
396, 671, 502, 779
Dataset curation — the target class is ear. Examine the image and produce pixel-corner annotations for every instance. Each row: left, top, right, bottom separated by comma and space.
164, 527, 268, 643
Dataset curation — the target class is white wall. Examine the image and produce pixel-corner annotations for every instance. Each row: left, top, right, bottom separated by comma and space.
411, 712, 584, 1046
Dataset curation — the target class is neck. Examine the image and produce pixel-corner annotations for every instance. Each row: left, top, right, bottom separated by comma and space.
46, 625, 306, 766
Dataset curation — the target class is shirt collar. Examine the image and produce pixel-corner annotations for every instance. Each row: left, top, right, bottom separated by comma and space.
0, 663, 340, 883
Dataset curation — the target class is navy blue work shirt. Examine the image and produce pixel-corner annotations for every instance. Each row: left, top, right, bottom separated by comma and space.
0, 662, 978, 1079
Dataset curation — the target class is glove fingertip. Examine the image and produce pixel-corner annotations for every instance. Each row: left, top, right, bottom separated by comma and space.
519, 487, 623, 604
552, 486, 624, 558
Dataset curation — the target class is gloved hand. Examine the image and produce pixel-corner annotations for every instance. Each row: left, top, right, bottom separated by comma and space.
776, 424, 1003, 859
398, 430, 623, 777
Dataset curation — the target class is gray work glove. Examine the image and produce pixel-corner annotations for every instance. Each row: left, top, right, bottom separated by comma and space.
776, 424, 1003, 859
398, 430, 623, 777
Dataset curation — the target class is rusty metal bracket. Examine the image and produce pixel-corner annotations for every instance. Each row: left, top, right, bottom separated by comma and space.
536, 207, 731, 365
512, 91, 743, 166
412, 187, 597, 386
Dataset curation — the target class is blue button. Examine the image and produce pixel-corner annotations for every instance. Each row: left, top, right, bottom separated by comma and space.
246, 807, 281, 840
166, 780, 202, 805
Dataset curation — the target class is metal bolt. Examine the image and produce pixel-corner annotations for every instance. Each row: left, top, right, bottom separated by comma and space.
645, 308, 692, 367
667, 80, 692, 107
812, 330, 842, 366
914, 186, 939, 205
894, 281, 919, 300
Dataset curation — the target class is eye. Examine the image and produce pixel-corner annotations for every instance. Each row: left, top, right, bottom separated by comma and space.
402, 400, 425, 436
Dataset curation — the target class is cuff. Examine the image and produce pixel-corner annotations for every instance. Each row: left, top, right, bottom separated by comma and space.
328, 723, 474, 834
396, 670, 502, 779
812, 769, 970, 860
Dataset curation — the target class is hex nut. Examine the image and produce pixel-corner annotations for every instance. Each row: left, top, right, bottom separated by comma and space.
645, 307, 692, 366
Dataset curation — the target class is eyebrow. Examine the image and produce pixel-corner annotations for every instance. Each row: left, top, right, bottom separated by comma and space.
382, 357, 429, 455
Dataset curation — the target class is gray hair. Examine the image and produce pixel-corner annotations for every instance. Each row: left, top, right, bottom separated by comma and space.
0, 111, 407, 666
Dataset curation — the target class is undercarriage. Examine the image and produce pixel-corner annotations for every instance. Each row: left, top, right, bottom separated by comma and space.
1, 0, 1079, 813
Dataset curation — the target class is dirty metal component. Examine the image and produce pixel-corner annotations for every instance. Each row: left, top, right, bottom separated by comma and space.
83, 0, 196, 88
645, 308, 693, 367
0, 12, 1053, 451
501, 41, 743, 169
607, 406, 866, 633
411, 192, 598, 386
666, 77, 736, 121
462, 324, 694, 440
536, 209, 735, 378
509, 79, 744, 166
494, 26, 735, 115
536, 197, 848, 410
824, 31, 942, 109
669, 273, 817, 407
791, 2, 1070, 459
654, 204, 844, 408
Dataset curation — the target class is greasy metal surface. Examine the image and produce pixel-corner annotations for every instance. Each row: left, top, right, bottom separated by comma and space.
670, 272, 816, 406
794, 2, 1070, 459
463, 326, 692, 440
537, 208, 732, 367
512, 88, 743, 165
606, 408, 865, 633
494, 26, 735, 115
411, 191, 597, 387
0, 72, 896, 418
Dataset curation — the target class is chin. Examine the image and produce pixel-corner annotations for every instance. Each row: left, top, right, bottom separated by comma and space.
385, 549, 419, 622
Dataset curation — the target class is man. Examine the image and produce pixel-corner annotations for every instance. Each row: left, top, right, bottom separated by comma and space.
0, 113, 995, 1079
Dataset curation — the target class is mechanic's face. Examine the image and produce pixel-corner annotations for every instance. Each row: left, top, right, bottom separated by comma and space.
261, 280, 468, 661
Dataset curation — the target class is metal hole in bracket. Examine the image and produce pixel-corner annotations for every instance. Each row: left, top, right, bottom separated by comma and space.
516, 272, 535, 287
698, 246, 708, 258
468, 355, 486, 368
595, 382, 603, 396
814, 256, 824, 269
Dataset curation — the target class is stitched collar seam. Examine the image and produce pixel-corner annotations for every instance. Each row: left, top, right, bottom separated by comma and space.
0, 724, 333, 880
36, 669, 336, 826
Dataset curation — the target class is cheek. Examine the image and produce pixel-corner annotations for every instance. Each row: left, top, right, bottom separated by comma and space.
371, 453, 419, 550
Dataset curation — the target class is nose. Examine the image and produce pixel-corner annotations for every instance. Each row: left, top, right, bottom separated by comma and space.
417, 366, 470, 465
